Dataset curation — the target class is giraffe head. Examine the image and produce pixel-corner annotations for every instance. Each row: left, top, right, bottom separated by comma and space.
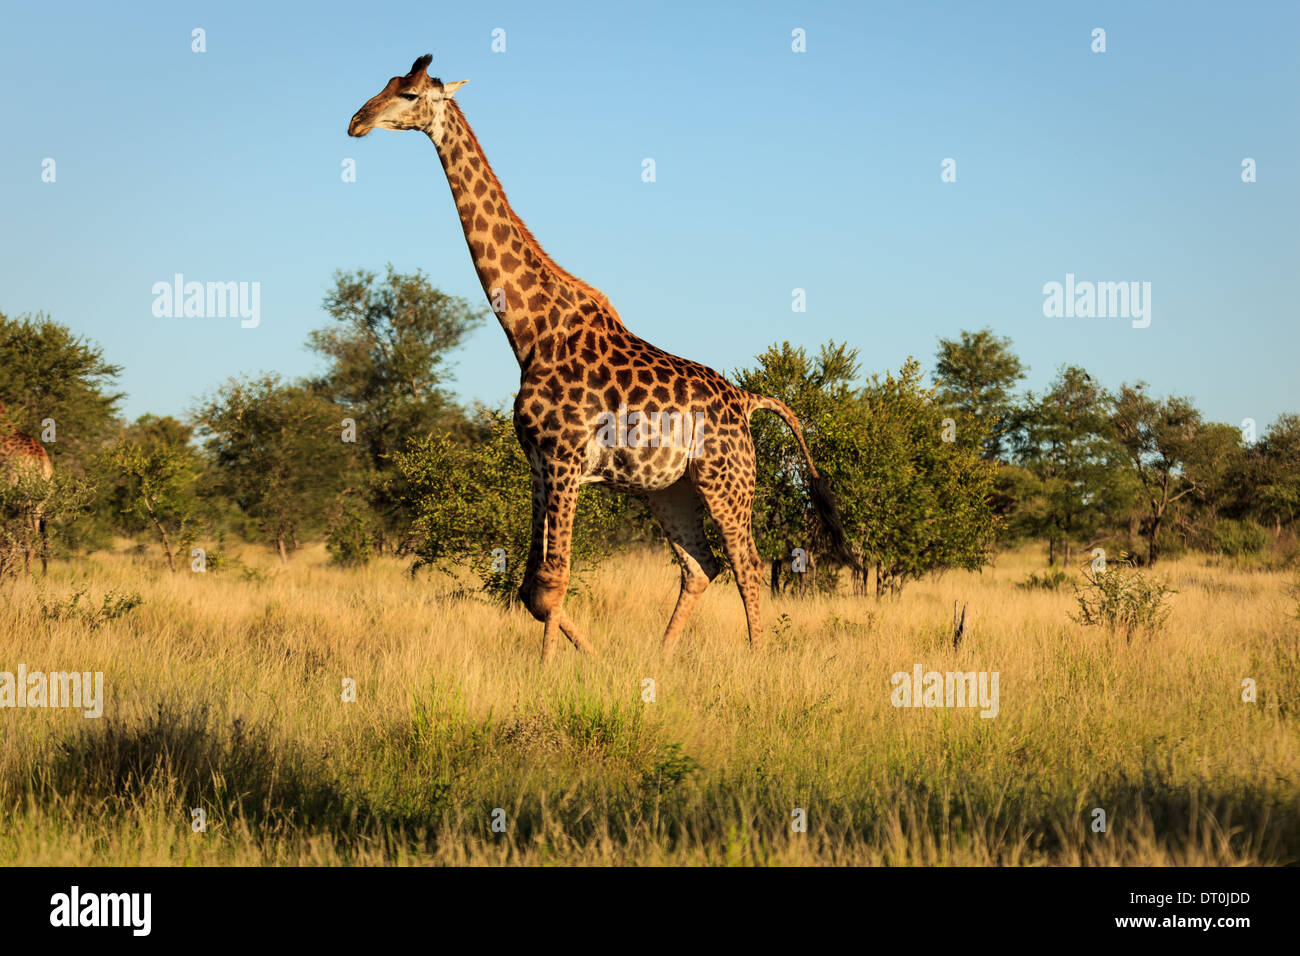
348, 54, 467, 143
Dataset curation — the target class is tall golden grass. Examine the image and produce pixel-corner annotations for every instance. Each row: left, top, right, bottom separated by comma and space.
0, 541, 1296, 865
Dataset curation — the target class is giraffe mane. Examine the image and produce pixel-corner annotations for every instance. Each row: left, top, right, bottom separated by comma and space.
448, 101, 622, 324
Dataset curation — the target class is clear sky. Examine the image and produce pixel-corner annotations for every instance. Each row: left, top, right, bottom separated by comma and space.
2, 1, 1296, 429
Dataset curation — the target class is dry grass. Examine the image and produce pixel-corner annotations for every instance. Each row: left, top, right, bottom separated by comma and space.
0, 541, 1296, 865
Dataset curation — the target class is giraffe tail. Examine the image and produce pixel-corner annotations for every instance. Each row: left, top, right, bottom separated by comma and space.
746, 394, 861, 571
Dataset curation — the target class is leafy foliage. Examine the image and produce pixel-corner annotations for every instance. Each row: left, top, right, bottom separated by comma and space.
193, 375, 356, 562
735, 341, 859, 592
37, 586, 143, 630
325, 494, 373, 568
0, 310, 123, 470
1213, 519, 1270, 559
933, 327, 1026, 460
1071, 554, 1176, 642
1010, 366, 1135, 565
104, 416, 203, 571
1018, 567, 1070, 591
309, 266, 485, 550
817, 358, 999, 596
392, 409, 633, 602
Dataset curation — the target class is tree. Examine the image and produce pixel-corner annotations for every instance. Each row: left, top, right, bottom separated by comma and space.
309, 266, 485, 549
817, 358, 999, 596
1110, 384, 1205, 564
1010, 366, 1133, 565
0, 311, 123, 471
193, 375, 354, 562
734, 341, 860, 593
104, 416, 203, 571
0, 311, 122, 559
1173, 420, 1248, 550
1255, 414, 1300, 536
933, 328, 1026, 460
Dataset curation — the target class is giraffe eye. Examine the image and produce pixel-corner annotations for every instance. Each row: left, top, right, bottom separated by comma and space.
398, 93, 419, 101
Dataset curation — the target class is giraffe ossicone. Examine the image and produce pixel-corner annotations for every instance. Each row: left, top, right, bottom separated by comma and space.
349, 54, 859, 660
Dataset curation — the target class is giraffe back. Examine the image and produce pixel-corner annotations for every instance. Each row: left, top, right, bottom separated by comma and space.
0, 432, 53, 482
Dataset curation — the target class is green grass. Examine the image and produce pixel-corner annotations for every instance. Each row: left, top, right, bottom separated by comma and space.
0, 542, 1296, 865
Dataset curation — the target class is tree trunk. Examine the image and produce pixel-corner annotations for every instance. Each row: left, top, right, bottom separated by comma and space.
154, 519, 175, 572
277, 534, 289, 564
770, 558, 782, 596
142, 495, 175, 572
1147, 514, 1162, 565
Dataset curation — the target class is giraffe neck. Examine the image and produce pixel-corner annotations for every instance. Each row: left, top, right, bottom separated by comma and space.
427, 102, 621, 366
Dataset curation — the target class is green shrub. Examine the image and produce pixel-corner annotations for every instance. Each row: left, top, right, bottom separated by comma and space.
38, 587, 143, 630
1071, 553, 1176, 642
1018, 567, 1070, 591
391, 409, 632, 603
326, 497, 372, 567
1213, 519, 1270, 558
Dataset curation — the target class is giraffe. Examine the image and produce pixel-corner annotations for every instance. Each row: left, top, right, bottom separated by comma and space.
349, 55, 857, 660
0, 406, 54, 575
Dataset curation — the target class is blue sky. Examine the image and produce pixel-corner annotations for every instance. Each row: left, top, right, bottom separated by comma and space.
2, 1, 1296, 430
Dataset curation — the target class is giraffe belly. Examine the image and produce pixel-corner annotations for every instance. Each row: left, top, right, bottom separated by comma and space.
582, 438, 691, 492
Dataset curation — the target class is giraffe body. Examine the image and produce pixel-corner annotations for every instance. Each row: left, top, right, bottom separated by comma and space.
0, 414, 54, 575
350, 56, 855, 658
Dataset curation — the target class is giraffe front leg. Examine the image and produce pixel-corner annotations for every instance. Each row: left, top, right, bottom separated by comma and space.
524, 461, 595, 660
517, 459, 548, 609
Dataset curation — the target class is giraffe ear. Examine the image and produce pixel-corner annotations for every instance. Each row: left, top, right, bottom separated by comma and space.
443, 79, 468, 97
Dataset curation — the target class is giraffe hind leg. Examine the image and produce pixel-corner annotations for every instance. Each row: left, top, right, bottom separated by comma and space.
693, 471, 764, 648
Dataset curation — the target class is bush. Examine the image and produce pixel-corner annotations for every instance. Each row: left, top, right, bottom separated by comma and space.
1071, 553, 1176, 642
1213, 519, 1270, 558
391, 409, 631, 603
37, 587, 143, 630
326, 497, 372, 567
1018, 568, 1070, 591
0, 470, 96, 578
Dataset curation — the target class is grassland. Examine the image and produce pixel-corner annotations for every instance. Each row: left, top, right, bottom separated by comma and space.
0, 542, 1296, 865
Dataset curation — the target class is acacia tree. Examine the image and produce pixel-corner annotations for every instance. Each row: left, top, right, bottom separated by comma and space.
0, 311, 122, 470
933, 328, 1026, 460
1011, 366, 1133, 565
1173, 420, 1249, 550
1255, 414, 1300, 536
1111, 384, 1205, 564
193, 375, 354, 562
0, 311, 122, 559
309, 266, 484, 550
